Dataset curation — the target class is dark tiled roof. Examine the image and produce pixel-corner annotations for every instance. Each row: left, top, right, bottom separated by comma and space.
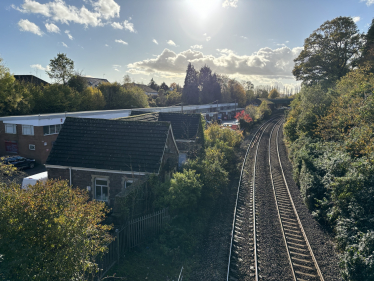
159, 113, 200, 140
115, 112, 201, 140
14, 75, 50, 86
47, 117, 170, 173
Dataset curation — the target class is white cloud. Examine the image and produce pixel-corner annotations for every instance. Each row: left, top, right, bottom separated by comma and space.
111, 22, 122, 29
30, 64, 50, 71
127, 46, 303, 79
111, 20, 136, 32
217, 48, 235, 54
113, 65, 121, 71
153, 39, 158, 45
191, 45, 203, 49
65, 30, 73, 40
222, 0, 238, 8
240, 36, 248, 40
105, 44, 109, 47
352, 16, 360, 23
13, 0, 121, 28
167, 40, 176, 46
45, 22, 60, 33
18, 19, 43, 36
92, 0, 120, 19
361, 0, 374, 6
206, 36, 211, 42
115, 39, 128, 45
62, 42, 68, 47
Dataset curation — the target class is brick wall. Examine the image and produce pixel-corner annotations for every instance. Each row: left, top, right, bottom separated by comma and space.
48, 167, 144, 208
0, 122, 58, 164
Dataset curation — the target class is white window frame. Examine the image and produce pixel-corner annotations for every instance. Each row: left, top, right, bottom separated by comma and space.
22, 125, 34, 136
43, 124, 62, 136
94, 178, 109, 202
5, 124, 16, 134
29, 144, 35, 151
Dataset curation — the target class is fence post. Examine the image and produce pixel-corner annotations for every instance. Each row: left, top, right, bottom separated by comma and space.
115, 228, 120, 264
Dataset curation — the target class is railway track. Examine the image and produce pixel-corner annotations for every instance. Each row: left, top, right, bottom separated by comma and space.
269, 119, 324, 281
227, 117, 325, 281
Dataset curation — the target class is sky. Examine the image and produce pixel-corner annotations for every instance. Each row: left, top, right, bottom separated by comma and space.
1, 0, 374, 91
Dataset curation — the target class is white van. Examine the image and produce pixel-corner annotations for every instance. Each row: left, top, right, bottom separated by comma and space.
22, 171, 48, 190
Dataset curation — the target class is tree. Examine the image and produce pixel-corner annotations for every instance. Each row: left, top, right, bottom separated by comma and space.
293, 17, 363, 87
166, 169, 202, 214
160, 82, 169, 91
33, 84, 81, 113
242, 80, 254, 91
46, 53, 74, 85
148, 78, 159, 91
98, 82, 148, 109
360, 18, 374, 71
0, 179, 112, 280
268, 88, 280, 99
182, 63, 199, 104
123, 74, 132, 84
79, 87, 106, 111
68, 74, 88, 93
256, 88, 268, 98
228, 79, 246, 107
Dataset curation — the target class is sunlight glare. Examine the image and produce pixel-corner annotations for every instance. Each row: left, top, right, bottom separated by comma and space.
188, 0, 220, 20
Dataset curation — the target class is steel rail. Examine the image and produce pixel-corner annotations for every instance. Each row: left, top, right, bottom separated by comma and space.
226, 117, 279, 281
268, 119, 325, 281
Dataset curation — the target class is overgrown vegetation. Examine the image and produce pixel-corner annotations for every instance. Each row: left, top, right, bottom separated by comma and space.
0, 175, 113, 280
284, 16, 374, 281
108, 121, 243, 280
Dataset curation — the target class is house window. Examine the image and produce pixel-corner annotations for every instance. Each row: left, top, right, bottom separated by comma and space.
125, 179, 133, 189
29, 144, 35, 150
5, 141, 18, 153
43, 124, 62, 135
95, 178, 108, 201
22, 125, 34, 135
5, 124, 16, 134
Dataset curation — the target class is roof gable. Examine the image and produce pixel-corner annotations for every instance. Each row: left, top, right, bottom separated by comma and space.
47, 117, 171, 173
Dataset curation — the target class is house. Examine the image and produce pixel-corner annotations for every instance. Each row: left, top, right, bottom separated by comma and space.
0, 103, 237, 163
45, 117, 179, 207
82, 77, 109, 87
114, 112, 203, 166
124, 83, 158, 96
14, 75, 50, 86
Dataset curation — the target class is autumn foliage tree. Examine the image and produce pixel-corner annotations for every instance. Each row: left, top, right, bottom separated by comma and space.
0, 180, 113, 280
293, 17, 363, 87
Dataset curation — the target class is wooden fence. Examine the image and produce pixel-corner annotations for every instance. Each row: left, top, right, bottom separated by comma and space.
97, 208, 170, 279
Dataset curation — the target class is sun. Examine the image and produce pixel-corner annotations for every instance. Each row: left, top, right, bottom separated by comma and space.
187, 0, 221, 20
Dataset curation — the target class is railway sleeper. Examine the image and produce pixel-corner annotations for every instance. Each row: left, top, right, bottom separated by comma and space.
286, 236, 305, 243
287, 241, 307, 248
295, 270, 318, 279
288, 245, 308, 252
290, 250, 312, 258
292, 257, 313, 264
293, 262, 315, 272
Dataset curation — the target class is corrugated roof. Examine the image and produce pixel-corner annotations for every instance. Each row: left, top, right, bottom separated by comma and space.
46, 117, 170, 173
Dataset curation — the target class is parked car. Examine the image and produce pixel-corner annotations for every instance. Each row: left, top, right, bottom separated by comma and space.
3, 156, 36, 169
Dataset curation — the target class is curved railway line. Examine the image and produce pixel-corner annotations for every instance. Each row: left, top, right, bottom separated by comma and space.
227, 116, 325, 281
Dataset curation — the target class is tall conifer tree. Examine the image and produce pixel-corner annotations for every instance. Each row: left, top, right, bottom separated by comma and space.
182, 63, 199, 104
